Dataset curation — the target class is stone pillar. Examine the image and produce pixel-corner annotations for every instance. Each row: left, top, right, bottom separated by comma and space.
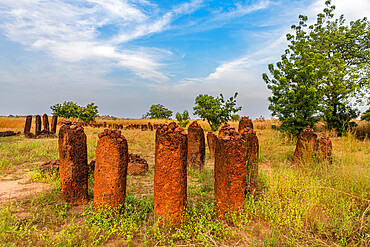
94, 129, 128, 210
42, 114, 50, 132
154, 122, 188, 225
207, 131, 217, 157
243, 128, 259, 190
238, 116, 253, 132
35, 115, 41, 136
58, 120, 88, 205
51, 115, 58, 134
24, 115, 32, 135
187, 121, 205, 169
292, 126, 317, 165
215, 124, 246, 219
317, 136, 332, 163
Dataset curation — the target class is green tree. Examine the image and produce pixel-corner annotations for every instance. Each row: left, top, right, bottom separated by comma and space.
78, 103, 99, 123
176, 110, 190, 127
50, 101, 80, 119
146, 104, 173, 119
263, 0, 369, 137
231, 114, 241, 122
361, 108, 370, 121
193, 93, 241, 131
50, 101, 99, 123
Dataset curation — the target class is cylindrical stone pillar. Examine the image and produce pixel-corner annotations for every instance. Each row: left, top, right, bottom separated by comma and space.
215, 124, 247, 219
94, 129, 129, 210
35, 115, 41, 136
187, 121, 205, 169
317, 136, 332, 163
24, 115, 32, 135
58, 120, 88, 205
244, 128, 259, 184
51, 115, 58, 134
207, 131, 217, 157
238, 116, 253, 132
42, 114, 50, 132
292, 126, 317, 165
154, 122, 188, 225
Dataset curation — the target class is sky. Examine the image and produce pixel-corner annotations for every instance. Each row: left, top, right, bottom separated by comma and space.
0, 0, 369, 119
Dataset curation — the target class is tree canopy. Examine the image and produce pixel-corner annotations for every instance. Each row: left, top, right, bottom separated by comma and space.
263, 0, 369, 137
176, 110, 190, 127
50, 101, 99, 123
193, 93, 241, 131
146, 104, 173, 119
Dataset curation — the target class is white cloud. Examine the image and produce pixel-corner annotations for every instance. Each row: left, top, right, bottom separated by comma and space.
0, 0, 205, 82
217, 0, 273, 19
310, 0, 370, 22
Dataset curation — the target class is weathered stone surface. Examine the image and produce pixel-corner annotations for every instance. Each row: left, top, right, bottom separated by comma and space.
42, 114, 50, 132
148, 122, 153, 131
127, 153, 149, 175
51, 115, 58, 134
292, 126, 317, 165
40, 160, 60, 173
24, 115, 32, 135
0, 131, 17, 137
154, 122, 188, 225
206, 131, 217, 157
238, 116, 253, 132
58, 120, 88, 205
25, 132, 35, 138
317, 136, 332, 163
187, 121, 205, 169
35, 115, 41, 136
243, 128, 259, 184
94, 129, 128, 210
214, 124, 246, 219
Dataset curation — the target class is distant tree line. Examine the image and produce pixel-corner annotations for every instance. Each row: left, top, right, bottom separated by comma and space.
146, 92, 242, 131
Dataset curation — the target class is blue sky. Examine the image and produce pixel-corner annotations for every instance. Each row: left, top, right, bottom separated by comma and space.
0, 0, 369, 118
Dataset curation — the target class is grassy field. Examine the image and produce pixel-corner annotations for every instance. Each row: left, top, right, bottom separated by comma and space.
0, 117, 369, 246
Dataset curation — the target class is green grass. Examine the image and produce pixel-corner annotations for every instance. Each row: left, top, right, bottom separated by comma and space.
0, 125, 369, 246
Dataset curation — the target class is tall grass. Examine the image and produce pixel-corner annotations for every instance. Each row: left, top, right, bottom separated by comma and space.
0, 118, 368, 246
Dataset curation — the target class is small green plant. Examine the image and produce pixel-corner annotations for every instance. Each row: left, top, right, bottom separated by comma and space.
175, 110, 190, 127
361, 108, 370, 122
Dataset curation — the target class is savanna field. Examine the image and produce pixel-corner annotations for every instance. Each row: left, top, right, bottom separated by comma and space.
0, 116, 369, 246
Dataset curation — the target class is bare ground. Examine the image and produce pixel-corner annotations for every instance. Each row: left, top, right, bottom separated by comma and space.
0, 171, 50, 203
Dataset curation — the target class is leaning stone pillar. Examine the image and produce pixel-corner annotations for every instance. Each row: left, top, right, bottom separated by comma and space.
317, 136, 332, 163
244, 128, 259, 184
24, 115, 32, 135
215, 124, 246, 219
206, 131, 217, 157
35, 115, 42, 136
94, 129, 129, 210
42, 114, 50, 132
187, 121, 205, 169
58, 120, 88, 205
292, 126, 317, 165
154, 122, 188, 225
51, 115, 58, 134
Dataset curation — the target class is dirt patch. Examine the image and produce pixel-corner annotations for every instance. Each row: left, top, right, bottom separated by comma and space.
0, 172, 50, 203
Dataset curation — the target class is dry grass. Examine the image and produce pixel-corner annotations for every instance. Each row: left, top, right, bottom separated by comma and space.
0, 117, 369, 246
